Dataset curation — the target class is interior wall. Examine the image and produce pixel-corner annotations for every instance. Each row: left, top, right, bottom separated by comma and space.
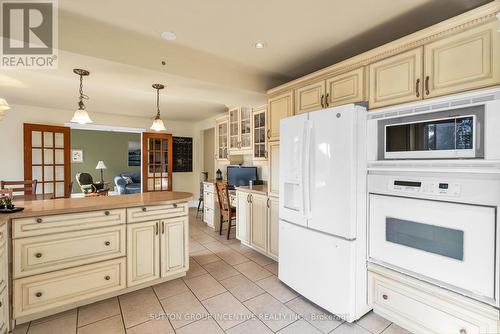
0, 104, 199, 200
71, 129, 141, 193
203, 128, 215, 179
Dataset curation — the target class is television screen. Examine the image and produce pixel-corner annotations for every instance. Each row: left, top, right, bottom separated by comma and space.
227, 166, 257, 188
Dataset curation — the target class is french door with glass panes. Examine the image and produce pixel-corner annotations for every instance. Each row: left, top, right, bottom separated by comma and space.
142, 133, 173, 192
23, 124, 71, 198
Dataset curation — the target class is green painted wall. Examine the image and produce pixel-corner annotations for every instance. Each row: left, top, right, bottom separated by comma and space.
71, 130, 141, 193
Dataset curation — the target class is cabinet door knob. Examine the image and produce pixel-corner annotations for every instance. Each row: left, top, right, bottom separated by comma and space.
415, 78, 421, 98
35, 292, 42, 298
104, 241, 111, 246
267, 129, 271, 140
459, 330, 467, 334
104, 211, 110, 216
35, 253, 42, 258
0, 302, 2, 307
142, 207, 147, 212
36, 218, 42, 223
264, 151, 268, 159
173, 203, 178, 208
162, 221, 165, 234
325, 93, 330, 107
425, 76, 430, 95
105, 275, 111, 281
382, 294, 388, 300
320, 94, 325, 108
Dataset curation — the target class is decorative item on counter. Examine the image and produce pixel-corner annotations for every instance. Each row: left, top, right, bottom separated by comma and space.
3, 196, 13, 210
216, 169, 223, 181
0, 196, 23, 213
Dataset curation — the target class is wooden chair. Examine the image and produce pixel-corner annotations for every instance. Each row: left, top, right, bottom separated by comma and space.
215, 182, 236, 239
0, 180, 37, 195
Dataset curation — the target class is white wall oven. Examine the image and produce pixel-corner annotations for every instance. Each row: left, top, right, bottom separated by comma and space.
368, 172, 500, 306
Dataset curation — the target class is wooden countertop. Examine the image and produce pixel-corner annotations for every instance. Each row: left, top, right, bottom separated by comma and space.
0, 192, 193, 220
234, 185, 268, 195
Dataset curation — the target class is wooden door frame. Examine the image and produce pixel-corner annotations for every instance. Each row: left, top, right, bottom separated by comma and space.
23, 123, 71, 198
142, 132, 173, 192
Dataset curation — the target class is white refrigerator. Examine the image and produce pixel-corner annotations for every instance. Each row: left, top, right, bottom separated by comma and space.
278, 104, 370, 322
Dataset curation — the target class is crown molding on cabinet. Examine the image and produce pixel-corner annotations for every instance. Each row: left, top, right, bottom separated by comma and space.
267, 0, 500, 97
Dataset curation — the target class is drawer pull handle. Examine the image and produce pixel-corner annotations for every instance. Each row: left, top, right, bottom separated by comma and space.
142, 207, 147, 212
35, 253, 42, 258
459, 330, 467, 334
35, 292, 42, 298
0, 302, 2, 307
382, 294, 388, 300
173, 203, 178, 208
104, 211, 110, 216
36, 218, 42, 223
105, 241, 111, 246
105, 275, 111, 281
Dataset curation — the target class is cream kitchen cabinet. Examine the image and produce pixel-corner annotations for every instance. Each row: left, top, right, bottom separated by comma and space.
295, 68, 367, 114
369, 48, 424, 109
215, 116, 229, 160
228, 107, 252, 153
252, 105, 268, 160
267, 196, 279, 258
249, 193, 268, 253
294, 80, 326, 114
325, 67, 366, 107
423, 20, 500, 99
268, 91, 293, 142
127, 220, 160, 286
128, 217, 187, 287
236, 191, 251, 243
0, 287, 7, 334
268, 142, 280, 197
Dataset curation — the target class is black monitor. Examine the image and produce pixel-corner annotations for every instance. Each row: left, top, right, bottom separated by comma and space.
227, 166, 258, 188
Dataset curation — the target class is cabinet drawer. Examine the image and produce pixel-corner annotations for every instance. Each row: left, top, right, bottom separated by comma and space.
369, 270, 498, 333
204, 191, 215, 209
13, 209, 126, 239
203, 183, 215, 192
127, 203, 188, 223
14, 258, 126, 318
14, 226, 126, 278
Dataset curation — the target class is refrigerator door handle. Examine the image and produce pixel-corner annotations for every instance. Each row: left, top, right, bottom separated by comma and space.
302, 120, 312, 219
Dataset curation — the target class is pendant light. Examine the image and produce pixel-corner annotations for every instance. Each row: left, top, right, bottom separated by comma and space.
150, 83, 166, 131
0, 98, 10, 111
70, 69, 93, 124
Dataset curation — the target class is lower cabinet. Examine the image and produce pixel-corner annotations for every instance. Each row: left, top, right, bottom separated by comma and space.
128, 217, 187, 287
250, 194, 268, 253
268, 196, 279, 258
0, 288, 7, 334
236, 191, 278, 260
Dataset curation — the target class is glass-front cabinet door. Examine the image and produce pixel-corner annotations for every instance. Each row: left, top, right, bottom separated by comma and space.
240, 108, 252, 150
252, 106, 267, 160
229, 108, 239, 150
142, 133, 173, 192
215, 116, 228, 160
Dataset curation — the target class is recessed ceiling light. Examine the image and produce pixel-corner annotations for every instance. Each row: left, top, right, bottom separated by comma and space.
255, 41, 266, 49
161, 31, 177, 41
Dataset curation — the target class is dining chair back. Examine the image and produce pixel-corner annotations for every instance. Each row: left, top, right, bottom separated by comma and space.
215, 182, 236, 239
0, 180, 37, 195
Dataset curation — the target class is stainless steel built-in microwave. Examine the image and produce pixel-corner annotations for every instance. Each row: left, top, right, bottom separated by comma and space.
381, 106, 484, 159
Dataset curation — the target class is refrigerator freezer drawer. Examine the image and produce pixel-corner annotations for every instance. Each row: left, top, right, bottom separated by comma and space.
278, 220, 368, 322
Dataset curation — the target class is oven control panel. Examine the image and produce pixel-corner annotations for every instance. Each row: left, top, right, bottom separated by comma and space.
389, 179, 461, 197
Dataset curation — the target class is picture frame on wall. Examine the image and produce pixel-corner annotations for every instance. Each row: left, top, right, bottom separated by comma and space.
71, 149, 83, 163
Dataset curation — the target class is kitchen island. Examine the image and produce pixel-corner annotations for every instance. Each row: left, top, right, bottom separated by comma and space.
0, 191, 193, 330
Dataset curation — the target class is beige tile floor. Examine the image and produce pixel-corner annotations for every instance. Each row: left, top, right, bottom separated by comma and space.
12, 209, 411, 334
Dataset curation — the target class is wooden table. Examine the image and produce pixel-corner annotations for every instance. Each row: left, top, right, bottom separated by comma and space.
12, 193, 54, 202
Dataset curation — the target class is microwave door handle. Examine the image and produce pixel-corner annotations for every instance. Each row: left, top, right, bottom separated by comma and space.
475, 119, 481, 152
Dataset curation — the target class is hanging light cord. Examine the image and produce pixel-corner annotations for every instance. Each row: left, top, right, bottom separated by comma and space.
78, 74, 89, 104
156, 87, 161, 117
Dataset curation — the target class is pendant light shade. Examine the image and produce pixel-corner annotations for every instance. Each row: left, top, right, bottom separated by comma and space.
71, 69, 93, 124
150, 83, 166, 131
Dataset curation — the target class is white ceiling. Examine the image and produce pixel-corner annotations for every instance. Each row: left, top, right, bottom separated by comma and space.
0, 0, 492, 121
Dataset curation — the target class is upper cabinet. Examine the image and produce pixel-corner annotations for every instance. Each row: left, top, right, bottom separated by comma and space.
369, 48, 423, 109
268, 91, 293, 142
215, 116, 228, 160
295, 67, 366, 114
294, 80, 326, 114
228, 107, 252, 154
326, 67, 366, 107
252, 106, 267, 160
423, 21, 500, 99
